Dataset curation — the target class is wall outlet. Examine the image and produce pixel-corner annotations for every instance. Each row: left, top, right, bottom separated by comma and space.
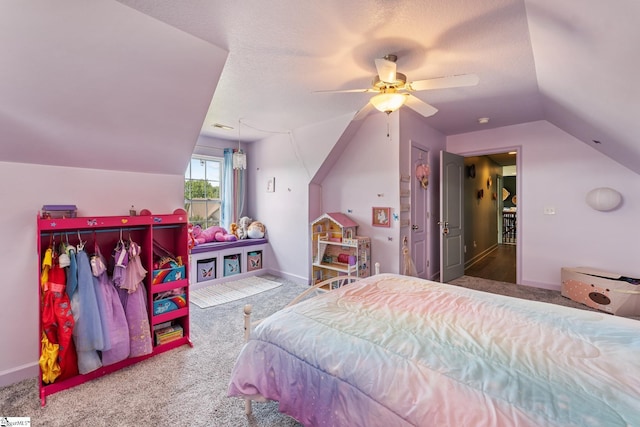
473, 241, 477, 248
544, 207, 556, 215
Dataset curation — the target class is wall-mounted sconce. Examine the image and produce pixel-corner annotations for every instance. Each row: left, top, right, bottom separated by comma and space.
585, 187, 622, 211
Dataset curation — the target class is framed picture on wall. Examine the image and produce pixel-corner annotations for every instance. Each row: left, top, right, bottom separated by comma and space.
372, 207, 391, 227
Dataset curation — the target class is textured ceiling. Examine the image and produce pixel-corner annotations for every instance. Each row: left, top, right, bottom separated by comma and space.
119, 0, 543, 140
2, 0, 639, 175
117, 0, 640, 174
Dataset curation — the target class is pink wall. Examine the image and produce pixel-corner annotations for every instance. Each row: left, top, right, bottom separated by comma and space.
399, 109, 447, 280
322, 113, 402, 273
0, 161, 184, 386
320, 109, 447, 276
246, 113, 355, 282
447, 121, 640, 287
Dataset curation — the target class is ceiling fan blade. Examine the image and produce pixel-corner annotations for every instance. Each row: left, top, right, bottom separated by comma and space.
404, 95, 438, 118
407, 74, 479, 91
374, 58, 397, 83
314, 88, 378, 94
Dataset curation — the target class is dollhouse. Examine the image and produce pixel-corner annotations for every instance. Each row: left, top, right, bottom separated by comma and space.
310, 212, 370, 288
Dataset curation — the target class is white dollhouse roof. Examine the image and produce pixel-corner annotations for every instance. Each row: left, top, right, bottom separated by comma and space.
312, 212, 358, 229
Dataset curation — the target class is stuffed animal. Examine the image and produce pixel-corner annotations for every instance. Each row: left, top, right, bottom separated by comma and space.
236, 216, 253, 239
247, 221, 266, 239
191, 224, 237, 245
229, 222, 239, 238
187, 223, 197, 250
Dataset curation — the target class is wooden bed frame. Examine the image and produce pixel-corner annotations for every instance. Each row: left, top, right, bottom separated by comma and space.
241, 263, 380, 415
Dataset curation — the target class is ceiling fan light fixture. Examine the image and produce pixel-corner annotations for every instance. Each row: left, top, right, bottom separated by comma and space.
370, 92, 408, 114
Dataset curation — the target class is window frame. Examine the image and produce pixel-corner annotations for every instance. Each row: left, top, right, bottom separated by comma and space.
184, 154, 223, 228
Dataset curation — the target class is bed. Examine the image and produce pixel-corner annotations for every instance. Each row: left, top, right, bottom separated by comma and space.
228, 273, 640, 426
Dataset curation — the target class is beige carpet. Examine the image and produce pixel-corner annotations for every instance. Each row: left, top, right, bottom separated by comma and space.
190, 276, 282, 308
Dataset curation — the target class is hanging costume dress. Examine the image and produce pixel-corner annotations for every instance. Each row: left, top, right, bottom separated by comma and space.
39, 248, 59, 383
39, 247, 79, 383
119, 241, 153, 358
73, 246, 105, 374
91, 245, 130, 365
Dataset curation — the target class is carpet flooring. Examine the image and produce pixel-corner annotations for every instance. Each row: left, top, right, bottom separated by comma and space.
1, 274, 636, 426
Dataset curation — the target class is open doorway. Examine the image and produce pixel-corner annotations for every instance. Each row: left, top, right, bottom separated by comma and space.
462, 151, 517, 283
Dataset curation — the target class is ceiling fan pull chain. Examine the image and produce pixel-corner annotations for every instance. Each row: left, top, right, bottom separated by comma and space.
387, 114, 391, 138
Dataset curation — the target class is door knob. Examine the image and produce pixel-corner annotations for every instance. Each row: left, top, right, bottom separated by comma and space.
411, 225, 419, 230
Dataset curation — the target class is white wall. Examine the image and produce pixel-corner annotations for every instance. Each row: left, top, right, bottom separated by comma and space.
0, 161, 183, 386
447, 121, 640, 287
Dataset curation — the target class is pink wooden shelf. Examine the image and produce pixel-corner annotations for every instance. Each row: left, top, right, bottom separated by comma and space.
37, 213, 190, 406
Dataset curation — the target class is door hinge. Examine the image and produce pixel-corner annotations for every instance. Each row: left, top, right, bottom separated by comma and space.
427, 260, 430, 267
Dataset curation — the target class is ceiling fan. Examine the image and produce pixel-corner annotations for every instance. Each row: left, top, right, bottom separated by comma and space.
318, 54, 479, 117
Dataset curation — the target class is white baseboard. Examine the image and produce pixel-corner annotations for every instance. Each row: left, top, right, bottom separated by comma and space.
265, 269, 308, 285
520, 280, 561, 292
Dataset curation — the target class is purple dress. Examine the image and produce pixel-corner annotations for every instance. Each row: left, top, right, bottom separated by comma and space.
91, 247, 130, 366
119, 241, 153, 358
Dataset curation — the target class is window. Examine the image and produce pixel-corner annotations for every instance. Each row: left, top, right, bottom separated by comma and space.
184, 155, 222, 228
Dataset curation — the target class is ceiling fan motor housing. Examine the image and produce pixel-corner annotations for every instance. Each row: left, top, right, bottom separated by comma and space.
372, 72, 407, 91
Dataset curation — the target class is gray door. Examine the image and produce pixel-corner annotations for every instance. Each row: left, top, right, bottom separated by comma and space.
410, 145, 428, 279
439, 151, 465, 282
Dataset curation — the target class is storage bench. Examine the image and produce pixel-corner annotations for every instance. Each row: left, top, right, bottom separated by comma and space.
189, 238, 268, 290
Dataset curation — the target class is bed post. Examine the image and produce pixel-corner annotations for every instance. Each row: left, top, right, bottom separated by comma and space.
243, 304, 253, 415
244, 304, 252, 341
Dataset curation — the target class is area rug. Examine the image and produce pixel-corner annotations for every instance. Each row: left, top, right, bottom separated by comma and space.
190, 276, 283, 308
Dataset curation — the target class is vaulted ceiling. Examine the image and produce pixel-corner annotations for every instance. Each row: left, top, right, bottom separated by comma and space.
2, 1, 639, 175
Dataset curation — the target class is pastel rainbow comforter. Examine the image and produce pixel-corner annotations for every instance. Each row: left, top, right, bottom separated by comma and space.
228, 274, 640, 426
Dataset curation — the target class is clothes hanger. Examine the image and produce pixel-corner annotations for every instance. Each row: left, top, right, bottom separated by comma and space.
76, 230, 85, 251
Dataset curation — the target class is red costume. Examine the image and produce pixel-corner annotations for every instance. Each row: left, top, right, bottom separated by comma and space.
41, 252, 78, 382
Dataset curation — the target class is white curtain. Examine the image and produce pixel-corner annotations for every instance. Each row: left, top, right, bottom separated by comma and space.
221, 148, 246, 231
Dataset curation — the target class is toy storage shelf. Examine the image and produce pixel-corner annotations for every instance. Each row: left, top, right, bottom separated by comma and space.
37, 213, 191, 406
189, 239, 268, 290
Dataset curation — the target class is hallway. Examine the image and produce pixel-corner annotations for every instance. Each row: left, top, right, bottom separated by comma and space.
465, 244, 516, 283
